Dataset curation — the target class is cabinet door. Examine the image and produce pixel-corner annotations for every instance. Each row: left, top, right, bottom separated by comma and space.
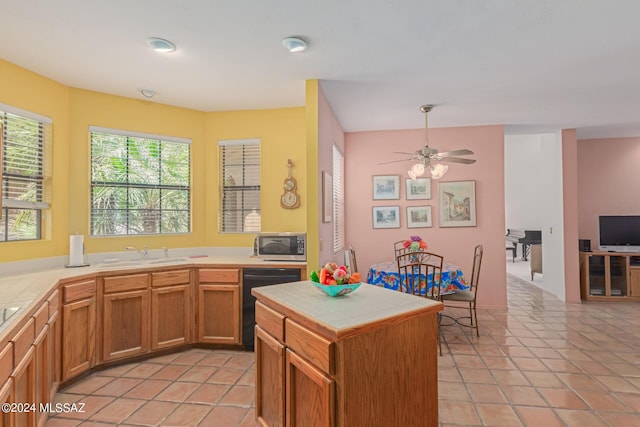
103, 290, 149, 362
12, 347, 36, 427
62, 297, 96, 381
630, 268, 640, 297
198, 284, 240, 344
34, 324, 50, 427
0, 379, 13, 427
255, 327, 285, 427
48, 310, 60, 402
151, 285, 190, 350
285, 349, 334, 427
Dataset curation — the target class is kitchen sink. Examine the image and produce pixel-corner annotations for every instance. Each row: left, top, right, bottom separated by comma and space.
147, 257, 189, 264
94, 260, 144, 269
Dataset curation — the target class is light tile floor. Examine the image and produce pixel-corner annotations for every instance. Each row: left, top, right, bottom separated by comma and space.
47, 269, 640, 426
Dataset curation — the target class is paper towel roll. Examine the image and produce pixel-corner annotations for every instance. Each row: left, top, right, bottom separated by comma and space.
69, 235, 85, 266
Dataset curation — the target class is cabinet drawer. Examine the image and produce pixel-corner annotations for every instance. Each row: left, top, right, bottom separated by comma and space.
152, 269, 191, 287
199, 269, 239, 284
11, 318, 34, 365
0, 343, 12, 385
256, 302, 285, 343
33, 300, 49, 336
104, 273, 149, 293
63, 279, 96, 303
285, 319, 334, 375
47, 289, 59, 317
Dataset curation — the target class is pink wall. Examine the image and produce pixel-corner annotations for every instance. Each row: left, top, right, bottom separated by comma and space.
317, 85, 345, 265
577, 137, 640, 245
345, 125, 507, 308
562, 130, 581, 303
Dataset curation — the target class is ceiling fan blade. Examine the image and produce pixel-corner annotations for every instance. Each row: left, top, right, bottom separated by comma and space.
377, 158, 414, 165
440, 157, 476, 164
437, 149, 474, 157
393, 151, 419, 156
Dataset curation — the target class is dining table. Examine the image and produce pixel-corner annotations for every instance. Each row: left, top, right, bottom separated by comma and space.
366, 260, 469, 295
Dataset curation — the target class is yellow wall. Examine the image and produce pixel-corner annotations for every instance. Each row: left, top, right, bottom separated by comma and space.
205, 108, 307, 248
0, 60, 70, 261
0, 59, 314, 262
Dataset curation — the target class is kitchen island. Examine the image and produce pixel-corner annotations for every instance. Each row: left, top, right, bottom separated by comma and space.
253, 280, 442, 427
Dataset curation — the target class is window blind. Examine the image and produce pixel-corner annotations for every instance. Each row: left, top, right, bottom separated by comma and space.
219, 139, 261, 233
1, 106, 51, 242
333, 145, 345, 253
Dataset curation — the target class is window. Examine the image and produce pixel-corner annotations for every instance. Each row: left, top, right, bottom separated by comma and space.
0, 105, 51, 242
90, 127, 191, 236
333, 145, 345, 253
219, 139, 260, 233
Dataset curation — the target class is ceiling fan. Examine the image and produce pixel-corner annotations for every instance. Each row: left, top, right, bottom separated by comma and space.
380, 105, 476, 179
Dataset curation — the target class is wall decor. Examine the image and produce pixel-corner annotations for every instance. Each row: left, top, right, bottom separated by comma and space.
372, 206, 400, 229
322, 171, 333, 223
372, 175, 400, 200
407, 206, 432, 228
405, 177, 431, 200
438, 180, 476, 227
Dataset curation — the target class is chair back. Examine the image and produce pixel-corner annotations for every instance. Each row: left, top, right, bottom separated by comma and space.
393, 240, 406, 259
469, 245, 483, 296
348, 245, 358, 273
396, 252, 444, 300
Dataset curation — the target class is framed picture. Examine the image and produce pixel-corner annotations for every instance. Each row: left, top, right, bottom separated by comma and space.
406, 206, 432, 228
372, 206, 400, 229
405, 178, 431, 200
438, 180, 477, 227
372, 175, 400, 200
322, 171, 333, 223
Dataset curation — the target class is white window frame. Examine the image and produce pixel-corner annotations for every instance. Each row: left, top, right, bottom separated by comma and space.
333, 145, 345, 253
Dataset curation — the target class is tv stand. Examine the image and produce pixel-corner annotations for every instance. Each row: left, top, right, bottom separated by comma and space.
580, 251, 640, 301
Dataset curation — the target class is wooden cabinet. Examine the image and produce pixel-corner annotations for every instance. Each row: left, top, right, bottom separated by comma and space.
151, 270, 192, 350
102, 273, 149, 362
10, 320, 36, 427
254, 282, 441, 427
579, 251, 640, 301
0, 343, 13, 427
630, 267, 640, 297
47, 290, 60, 402
62, 279, 96, 381
32, 301, 50, 427
198, 269, 240, 345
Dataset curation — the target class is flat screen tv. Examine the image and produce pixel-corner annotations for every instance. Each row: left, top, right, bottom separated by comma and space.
599, 215, 640, 252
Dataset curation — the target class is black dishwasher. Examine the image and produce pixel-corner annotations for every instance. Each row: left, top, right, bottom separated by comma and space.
242, 268, 302, 350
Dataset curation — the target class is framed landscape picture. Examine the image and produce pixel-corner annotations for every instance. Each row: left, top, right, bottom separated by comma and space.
372, 175, 400, 200
372, 206, 400, 229
322, 171, 333, 223
407, 206, 432, 228
438, 180, 476, 227
405, 178, 431, 200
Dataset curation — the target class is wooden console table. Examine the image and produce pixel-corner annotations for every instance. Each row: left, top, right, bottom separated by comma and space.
579, 251, 640, 301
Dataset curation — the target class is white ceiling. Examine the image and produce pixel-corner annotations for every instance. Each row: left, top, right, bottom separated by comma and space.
2, 1, 640, 139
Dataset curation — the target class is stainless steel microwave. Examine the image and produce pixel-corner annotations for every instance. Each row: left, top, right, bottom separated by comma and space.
255, 232, 306, 262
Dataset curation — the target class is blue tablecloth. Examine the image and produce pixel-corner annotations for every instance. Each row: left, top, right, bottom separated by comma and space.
366, 260, 469, 295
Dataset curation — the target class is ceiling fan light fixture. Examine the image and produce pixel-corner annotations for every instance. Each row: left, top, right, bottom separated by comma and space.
430, 163, 449, 179
282, 37, 307, 53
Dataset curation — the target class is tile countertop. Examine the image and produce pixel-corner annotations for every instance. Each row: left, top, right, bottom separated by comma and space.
0, 254, 307, 343
252, 280, 443, 341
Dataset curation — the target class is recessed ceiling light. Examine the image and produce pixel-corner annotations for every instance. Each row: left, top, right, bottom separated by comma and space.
140, 89, 155, 98
147, 37, 176, 53
282, 37, 307, 53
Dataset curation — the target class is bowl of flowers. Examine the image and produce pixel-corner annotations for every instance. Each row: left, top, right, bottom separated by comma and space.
310, 262, 362, 297
403, 235, 428, 252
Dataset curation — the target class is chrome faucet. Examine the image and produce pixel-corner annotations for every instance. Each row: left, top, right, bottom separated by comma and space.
162, 247, 169, 258
125, 246, 149, 259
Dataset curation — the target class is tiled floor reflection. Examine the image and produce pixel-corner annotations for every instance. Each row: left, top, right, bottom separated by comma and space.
47, 273, 640, 426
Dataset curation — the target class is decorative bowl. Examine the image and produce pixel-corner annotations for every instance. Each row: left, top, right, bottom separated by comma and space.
312, 281, 361, 297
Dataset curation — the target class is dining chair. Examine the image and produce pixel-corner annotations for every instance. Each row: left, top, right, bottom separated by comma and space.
442, 244, 483, 336
396, 252, 444, 355
393, 240, 406, 259
348, 245, 358, 273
